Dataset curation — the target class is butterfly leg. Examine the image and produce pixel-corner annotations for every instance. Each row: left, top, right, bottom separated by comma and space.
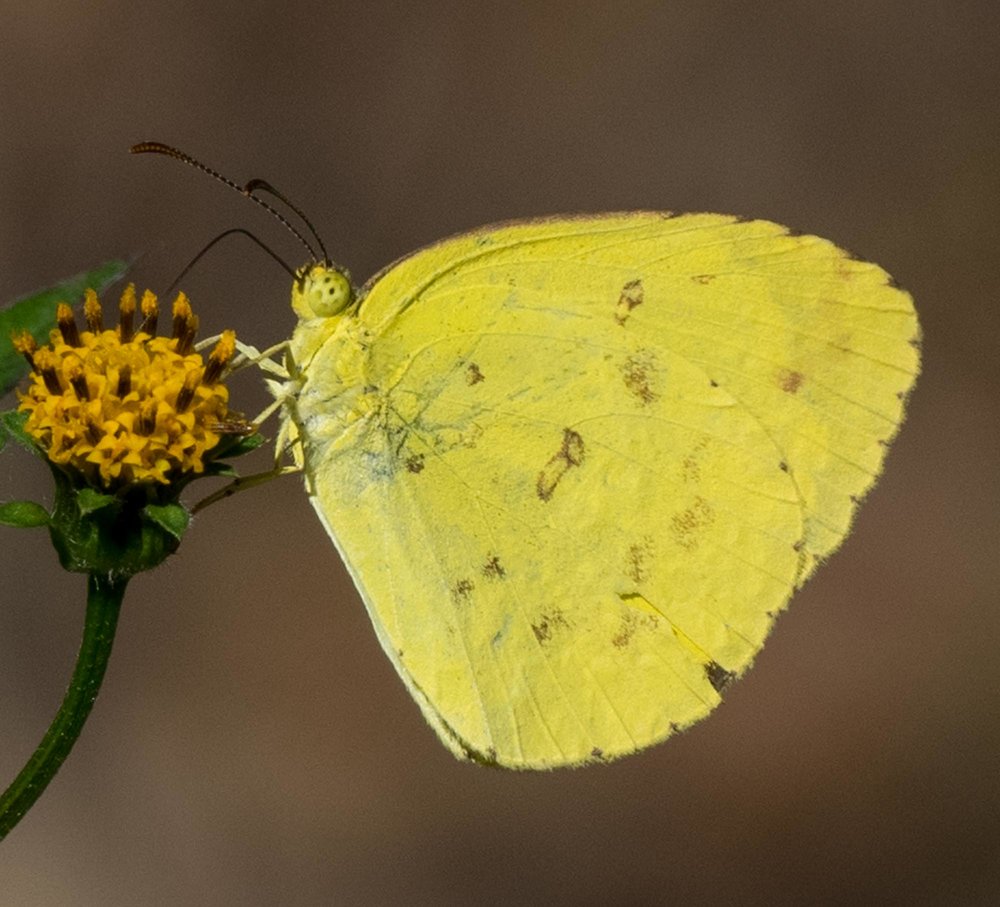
188, 408, 303, 515
188, 338, 307, 514
194, 334, 292, 382
190, 461, 301, 515
199, 336, 298, 428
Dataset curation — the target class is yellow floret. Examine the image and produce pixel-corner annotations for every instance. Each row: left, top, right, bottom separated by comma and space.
16, 285, 239, 489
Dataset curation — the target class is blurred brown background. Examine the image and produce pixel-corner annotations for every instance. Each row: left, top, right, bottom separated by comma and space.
0, 2, 996, 904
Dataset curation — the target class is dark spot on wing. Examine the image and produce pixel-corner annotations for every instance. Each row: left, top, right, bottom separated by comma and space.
451, 578, 474, 604
621, 351, 659, 405
670, 496, 714, 550
705, 660, 736, 694
692, 274, 715, 285
590, 747, 605, 760
405, 453, 425, 473
531, 609, 569, 645
778, 368, 804, 394
681, 437, 709, 485
563, 431, 585, 465
625, 538, 653, 583
835, 258, 855, 281
612, 611, 637, 648
466, 362, 485, 385
482, 554, 506, 579
779, 461, 789, 472
709, 379, 719, 388
614, 278, 644, 325
536, 428, 585, 501
611, 607, 658, 649
532, 621, 551, 644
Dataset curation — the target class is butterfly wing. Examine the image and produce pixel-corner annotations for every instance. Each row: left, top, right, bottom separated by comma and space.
292, 212, 919, 768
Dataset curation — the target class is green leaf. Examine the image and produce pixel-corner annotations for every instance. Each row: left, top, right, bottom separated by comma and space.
0, 500, 50, 528
0, 261, 129, 395
212, 431, 265, 460
0, 409, 43, 458
143, 503, 190, 540
77, 487, 118, 516
203, 462, 238, 478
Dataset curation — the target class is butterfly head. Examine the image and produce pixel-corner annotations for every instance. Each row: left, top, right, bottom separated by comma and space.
292, 263, 355, 320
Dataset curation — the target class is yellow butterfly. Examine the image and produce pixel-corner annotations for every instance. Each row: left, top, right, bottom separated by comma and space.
136, 146, 921, 769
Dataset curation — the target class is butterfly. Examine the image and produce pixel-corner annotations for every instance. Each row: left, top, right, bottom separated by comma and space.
134, 146, 921, 769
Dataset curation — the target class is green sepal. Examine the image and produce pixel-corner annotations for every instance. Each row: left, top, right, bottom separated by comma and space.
198, 431, 265, 480
143, 503, 190, 540
46, 468, 187, 579
1, 408, 258, 575
0, 261, 129, 395
0, 501, 50, 528
76, 487, 117, 516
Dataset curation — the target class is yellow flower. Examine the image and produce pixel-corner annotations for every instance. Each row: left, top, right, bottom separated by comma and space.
13, 285, 242, 490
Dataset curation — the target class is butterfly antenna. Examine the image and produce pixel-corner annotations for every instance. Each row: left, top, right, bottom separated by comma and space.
130, 141, 321, 264
244, 178, 330, 265
164, 228, 296, 296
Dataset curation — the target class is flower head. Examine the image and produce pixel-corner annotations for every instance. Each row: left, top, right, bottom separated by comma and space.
14, 285, 243, 491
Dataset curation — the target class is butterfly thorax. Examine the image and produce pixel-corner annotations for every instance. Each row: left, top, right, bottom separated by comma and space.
283, 263, 381, 464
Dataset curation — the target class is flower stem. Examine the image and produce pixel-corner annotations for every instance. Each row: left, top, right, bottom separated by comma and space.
0, 572, 128, 840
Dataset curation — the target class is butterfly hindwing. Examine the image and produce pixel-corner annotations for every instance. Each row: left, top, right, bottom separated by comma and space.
288, 212, 919, 768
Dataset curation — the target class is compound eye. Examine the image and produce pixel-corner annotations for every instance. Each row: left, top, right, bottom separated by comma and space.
301, 267, 353, 317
